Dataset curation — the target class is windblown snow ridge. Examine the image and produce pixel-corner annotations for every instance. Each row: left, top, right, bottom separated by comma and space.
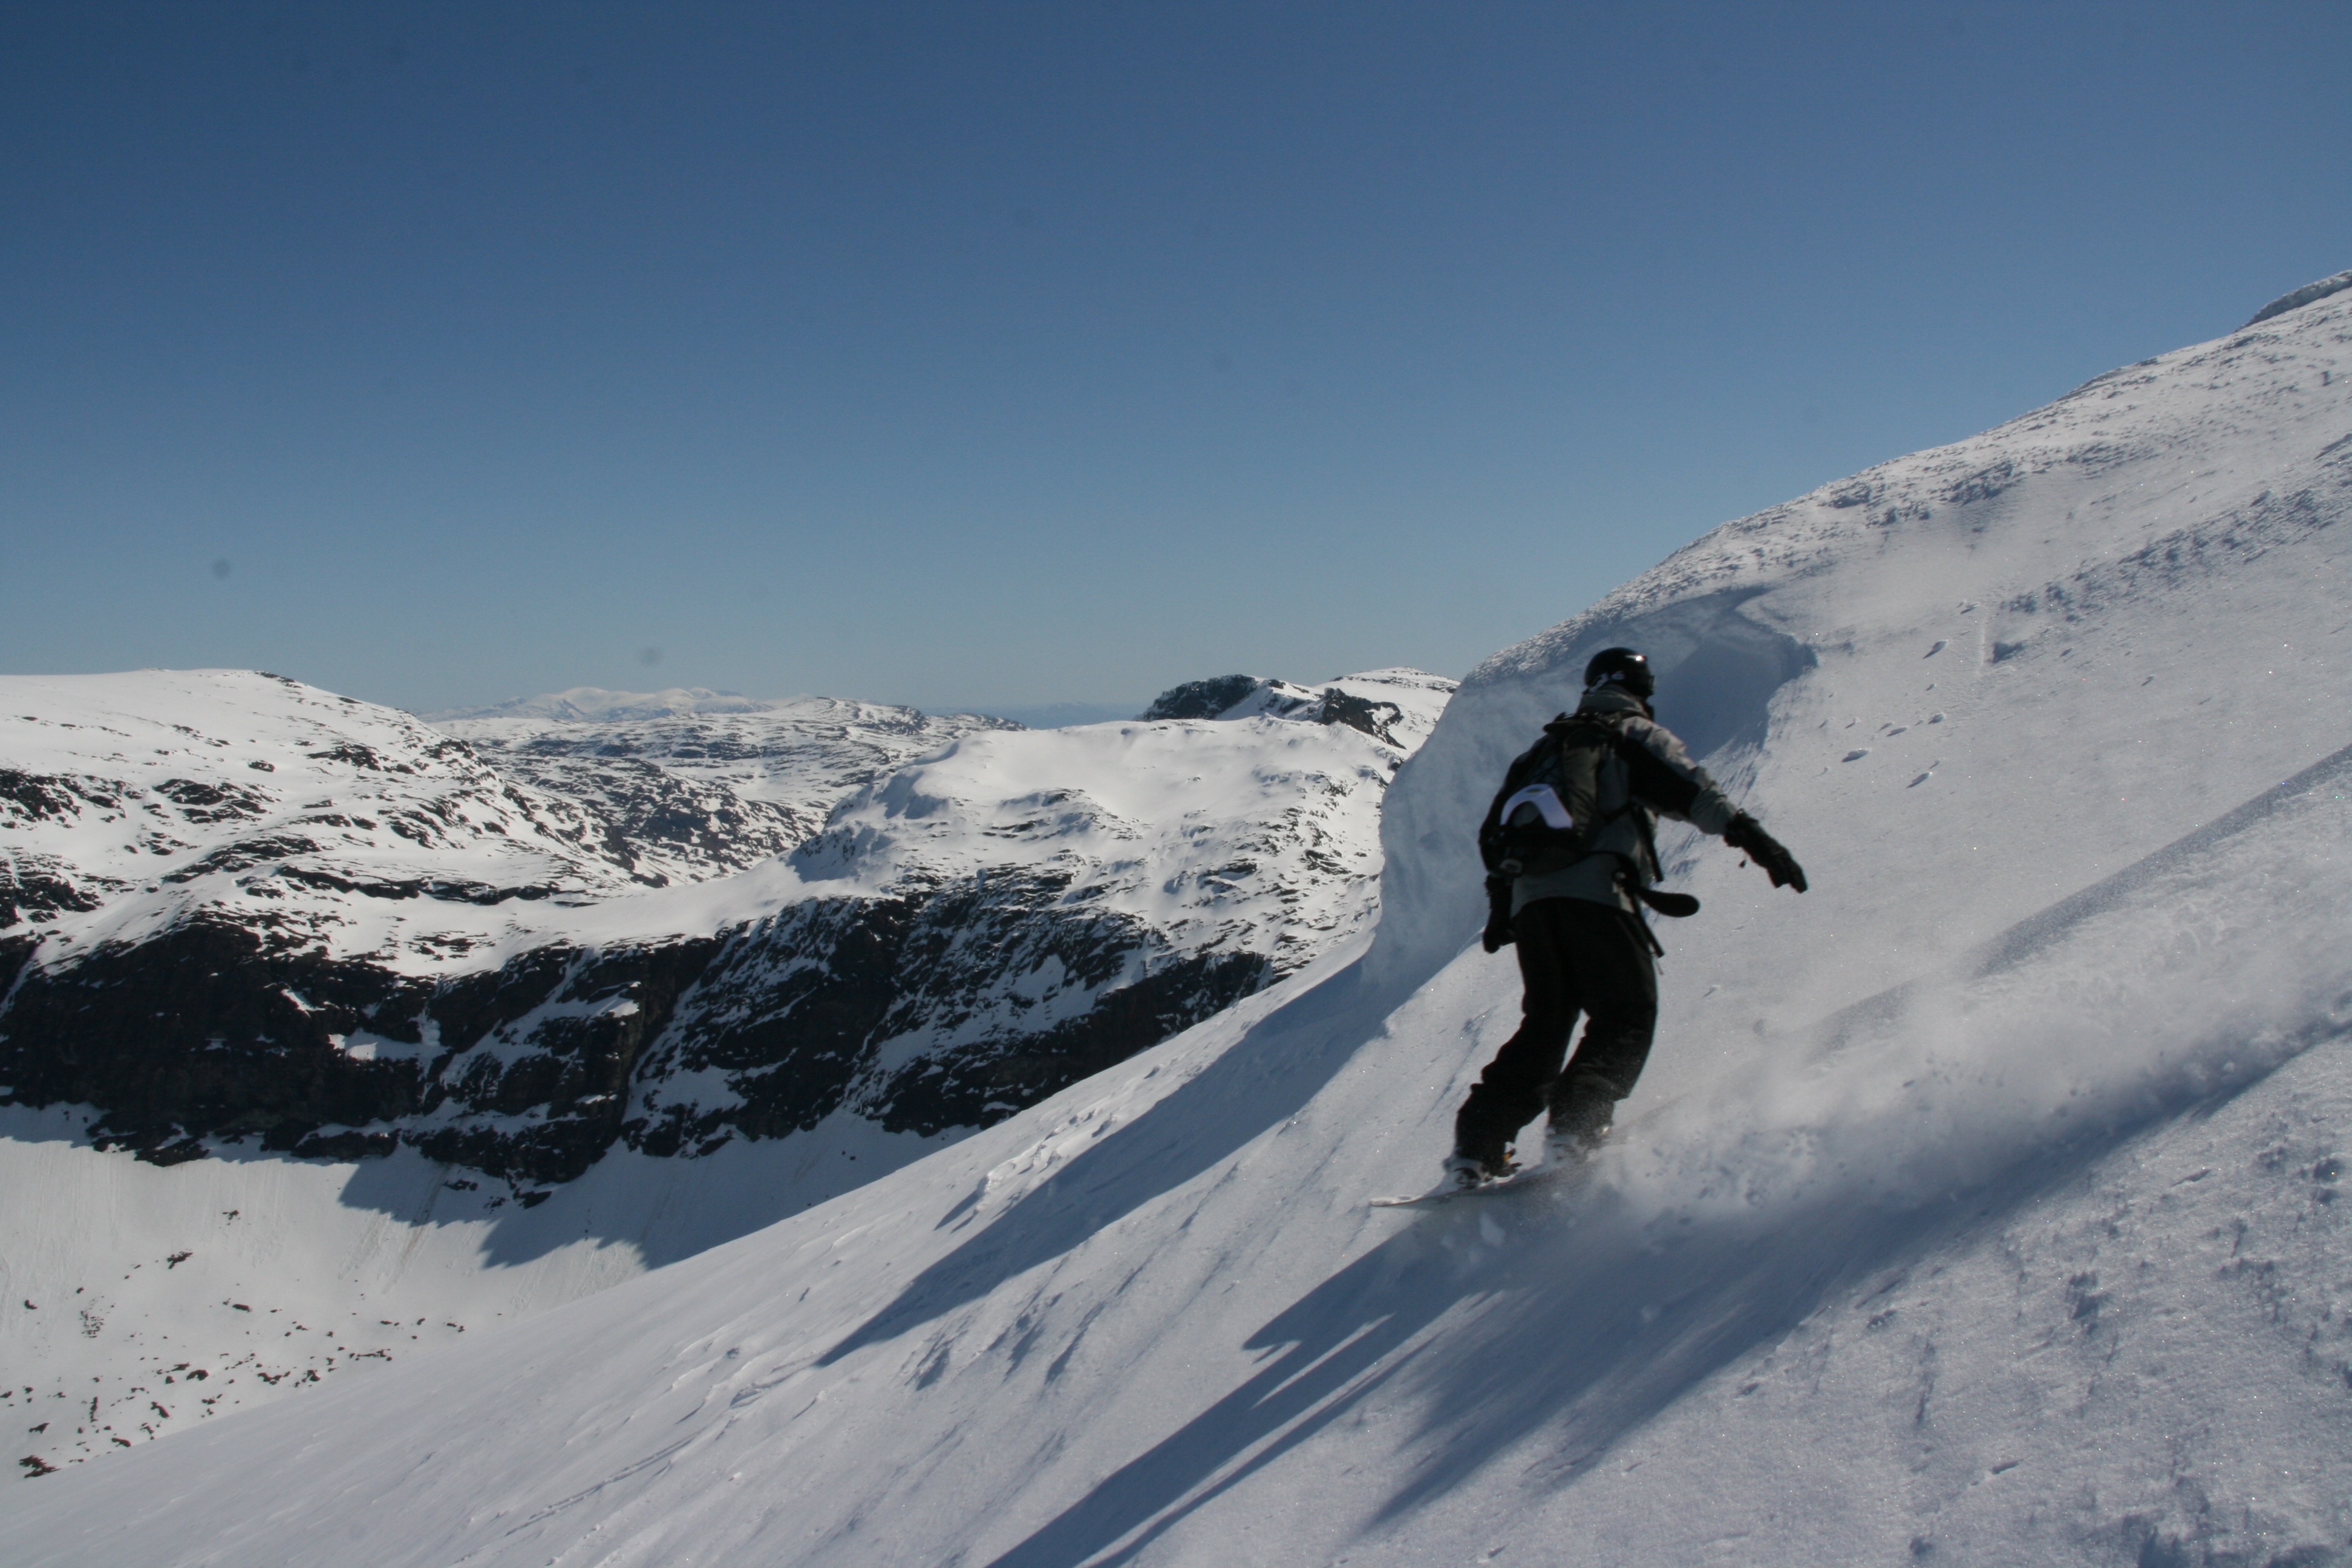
2243, 265, 2352, 327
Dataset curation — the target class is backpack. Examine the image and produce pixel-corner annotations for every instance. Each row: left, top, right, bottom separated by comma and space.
1477, 714, 1635, 879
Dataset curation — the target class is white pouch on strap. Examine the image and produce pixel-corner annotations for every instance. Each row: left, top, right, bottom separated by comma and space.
1497, 783, 1576, 831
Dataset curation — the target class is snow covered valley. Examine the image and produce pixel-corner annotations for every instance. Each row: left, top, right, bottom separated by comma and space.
3, 273, 2349, 1563
0, 669, 1451, 1477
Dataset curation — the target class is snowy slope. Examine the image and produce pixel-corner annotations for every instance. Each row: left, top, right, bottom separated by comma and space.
7, 770, 2345, 1558
0, 1099, 954, 1481
5, 276, 2349, 1562
794, 668, 1453, 974
1, 668, 1451, 1478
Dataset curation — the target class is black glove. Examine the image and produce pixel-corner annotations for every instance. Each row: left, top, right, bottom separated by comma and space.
1481, 874, 1517, 952
1724, 813, 1808, 893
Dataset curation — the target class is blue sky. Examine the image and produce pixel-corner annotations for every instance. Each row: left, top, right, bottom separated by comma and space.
5, 2, 2348, 719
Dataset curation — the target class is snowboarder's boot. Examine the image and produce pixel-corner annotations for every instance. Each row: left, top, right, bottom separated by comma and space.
1440, 1155, 1489, 1193
1540, 1121, 1610, 1168
1541, 1096, 1613, 1167
1441, 1147, 1518, 1192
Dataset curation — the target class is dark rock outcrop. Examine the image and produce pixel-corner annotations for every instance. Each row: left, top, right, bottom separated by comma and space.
1140, 675, 1264, 722
0, 884, 1269, 1188
626, 871, 1273, 1155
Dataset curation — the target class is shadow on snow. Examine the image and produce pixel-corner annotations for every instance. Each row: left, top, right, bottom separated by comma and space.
974, 1060, 2305, 1568
817, 956, 1413, 1368
971, 740, 2352, 1566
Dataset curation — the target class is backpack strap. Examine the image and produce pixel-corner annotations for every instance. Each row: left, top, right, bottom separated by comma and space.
1579, 712, 1693, 884
1561, 713, 1682, 889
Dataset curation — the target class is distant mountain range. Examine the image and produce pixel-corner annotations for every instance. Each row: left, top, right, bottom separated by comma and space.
430, 685, 1145, 733
0, 667, 1451, 1193
0, 662, 1454, 1475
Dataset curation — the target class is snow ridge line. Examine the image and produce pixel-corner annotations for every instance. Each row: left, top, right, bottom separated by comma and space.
1809, 732, 2352, 1053
1972, 733, 2352, 976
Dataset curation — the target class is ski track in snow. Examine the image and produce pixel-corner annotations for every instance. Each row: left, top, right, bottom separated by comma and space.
5, 281, 2351, 1563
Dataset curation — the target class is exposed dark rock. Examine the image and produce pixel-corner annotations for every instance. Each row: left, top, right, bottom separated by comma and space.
1140, 675, 1262, 721
1140, 675, 1411, 747
870, 947, 1269, 1134
0, 769, 93, 825
0, 933, 34, 1001
0, 858, 103, 928
0, 919, 725, 1188
622, 871, 1277, 1151
1, 875, 1274, 1188
152, 779, 270, 822
1315, 687, 1405, 746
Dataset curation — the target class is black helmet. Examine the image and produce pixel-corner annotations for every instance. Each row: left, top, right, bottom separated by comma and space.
1583, 647, 1655, 700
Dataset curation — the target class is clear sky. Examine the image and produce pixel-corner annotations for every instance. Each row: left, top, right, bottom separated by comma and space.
5, 2, 2348, 720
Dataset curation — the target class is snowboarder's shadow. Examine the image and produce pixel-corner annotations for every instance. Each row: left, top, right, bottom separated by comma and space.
815, 955, 1406, 1370
975, 1096, 2242, 1568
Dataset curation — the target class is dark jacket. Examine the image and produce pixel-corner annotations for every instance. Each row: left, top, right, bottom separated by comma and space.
1489, 685, 1738, 915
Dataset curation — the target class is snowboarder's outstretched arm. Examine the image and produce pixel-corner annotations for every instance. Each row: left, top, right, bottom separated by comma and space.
1616, 715, 1807, 893
1612, 715, 1739, 832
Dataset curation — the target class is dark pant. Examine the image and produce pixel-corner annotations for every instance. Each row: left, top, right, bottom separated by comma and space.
1453, 897, 1659, 1165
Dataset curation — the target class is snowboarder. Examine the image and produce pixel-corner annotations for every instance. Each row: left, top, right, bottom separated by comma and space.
1443, 647, 1806, 1192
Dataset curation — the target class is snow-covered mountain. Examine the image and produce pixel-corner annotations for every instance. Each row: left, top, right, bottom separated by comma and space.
670, 668, 1452, 1143
434, 685, 786, 723
0, 665, 1451, 1476
5, 272, 2349, 1563
433, 690, 1019, 883
1, 667, 1446, 1176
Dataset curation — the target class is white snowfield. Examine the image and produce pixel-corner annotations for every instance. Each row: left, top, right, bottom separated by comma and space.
433, 690, 1022, 883
0, 667, 1452, 1481
1, 668, 1448, 971
0, 668, 660, 970
795, 668, 1452, 972
6, 279, 2351, 1564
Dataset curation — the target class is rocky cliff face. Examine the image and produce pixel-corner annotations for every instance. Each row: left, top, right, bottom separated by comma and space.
0, 667, 1451, 1198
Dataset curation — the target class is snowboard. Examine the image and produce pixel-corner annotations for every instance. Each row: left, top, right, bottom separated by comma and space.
1370, 1158, 1591, 1209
